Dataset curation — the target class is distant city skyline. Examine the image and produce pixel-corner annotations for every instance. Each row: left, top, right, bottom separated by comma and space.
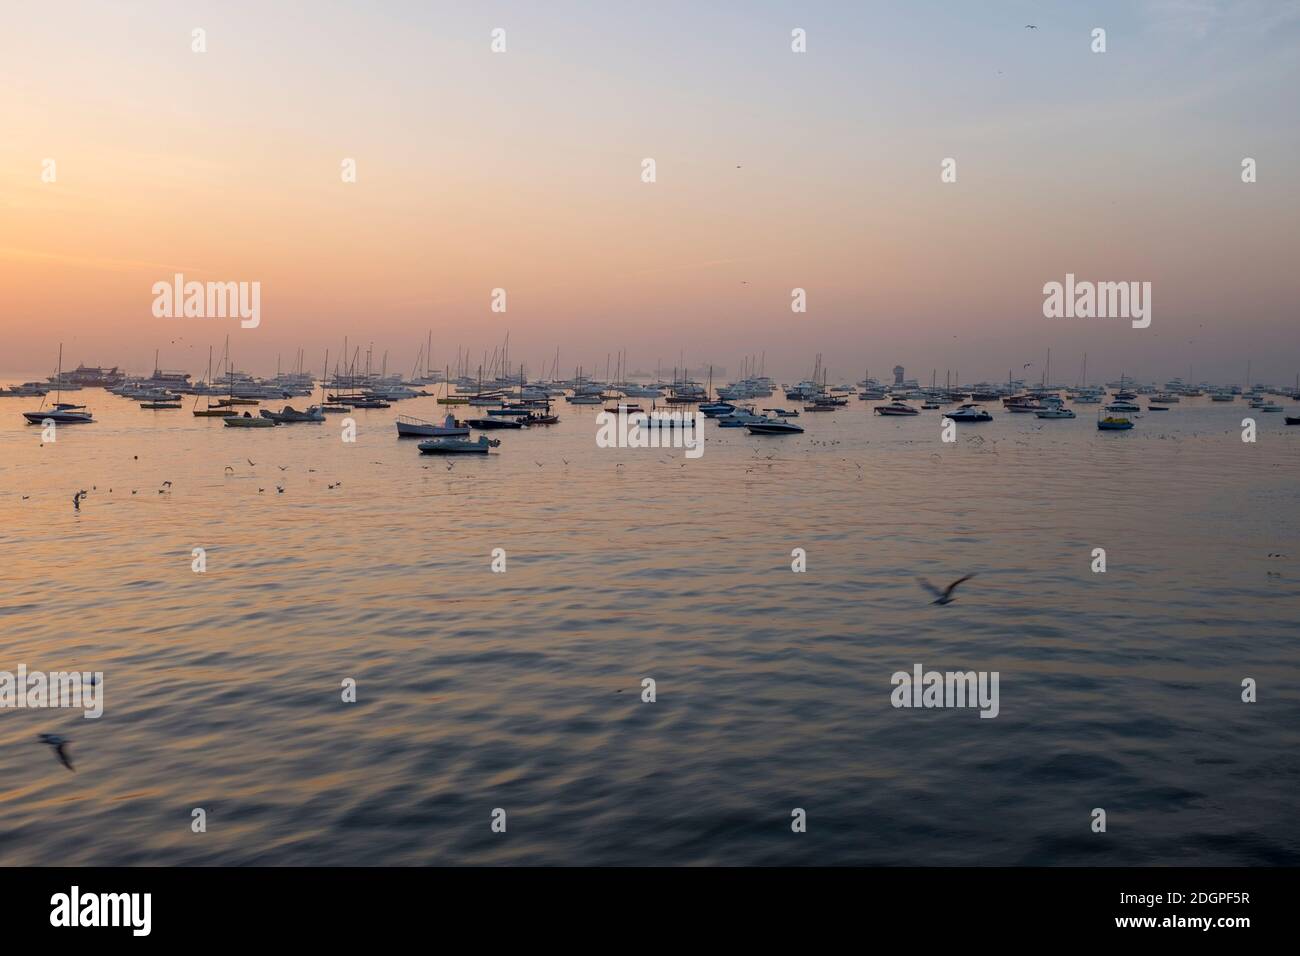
2, 1, 1297, 383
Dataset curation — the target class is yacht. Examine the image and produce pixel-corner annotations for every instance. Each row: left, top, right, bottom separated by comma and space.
23, 346, 94, 424
745, 417, 804, 435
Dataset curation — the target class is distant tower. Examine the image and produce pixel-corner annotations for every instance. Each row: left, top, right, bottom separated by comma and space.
893, 365, 905, 385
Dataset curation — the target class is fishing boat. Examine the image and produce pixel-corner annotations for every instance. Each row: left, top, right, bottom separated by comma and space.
948, 403, 993, 422
224, 411, 277, 428
396, 413, 469, 438
1097, 414, 1134, 431
746, 417, 804, 435
418, 434, 501, 454
22, 346, 95, 424
874, 401, 919, 416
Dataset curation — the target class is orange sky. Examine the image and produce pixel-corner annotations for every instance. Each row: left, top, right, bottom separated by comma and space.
2, 1, 1297, 383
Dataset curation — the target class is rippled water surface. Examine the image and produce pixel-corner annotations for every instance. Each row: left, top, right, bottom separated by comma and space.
1, 389, 1298, 865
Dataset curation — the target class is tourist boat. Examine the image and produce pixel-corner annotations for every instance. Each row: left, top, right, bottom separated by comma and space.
224, 412, 277, 427
948, 403, 993, 422
523, 411, 560, 425
23, 346, 94, 424
874, 402, 919, 416
745, 417, 804, 435
396, 413, 469, 438
259, 404, 325, 423
1097, 415, 1134, 431
418, 435, 501, 454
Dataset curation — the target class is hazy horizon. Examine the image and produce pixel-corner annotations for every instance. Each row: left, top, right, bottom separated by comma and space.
2, 0, 1297, 383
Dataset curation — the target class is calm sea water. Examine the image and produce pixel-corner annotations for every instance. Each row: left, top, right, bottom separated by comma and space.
1, 387, 1297, 865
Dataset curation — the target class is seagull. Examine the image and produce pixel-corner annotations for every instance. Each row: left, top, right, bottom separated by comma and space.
278, 465, 288, 472
917, 574, 976, 606
247, 458, 256, 467
72, 490, 86, 510
1025, 24, 1037, 30
38, 734, 74, 772
534, 461, 543, 468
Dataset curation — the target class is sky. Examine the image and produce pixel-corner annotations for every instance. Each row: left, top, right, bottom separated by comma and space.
1, 0, 1297, 384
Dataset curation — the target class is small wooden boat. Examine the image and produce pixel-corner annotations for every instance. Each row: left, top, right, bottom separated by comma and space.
467, 417, 525, 429
1285, 416, 1300, 425
193, 407, 238, 417
1097, 415, 1133, 431
418, 434, 501, 454
216, 397, 259, 406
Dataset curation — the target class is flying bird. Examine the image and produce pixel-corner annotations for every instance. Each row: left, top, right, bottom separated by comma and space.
1025, 24, 1037, 30
917, 574, 976, 606
38, 734, 74, 771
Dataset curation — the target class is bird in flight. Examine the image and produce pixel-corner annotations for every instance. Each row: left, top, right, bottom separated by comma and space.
39, 734, 75, 771
917, 574, 976, 605
1025, 24, 1038, 30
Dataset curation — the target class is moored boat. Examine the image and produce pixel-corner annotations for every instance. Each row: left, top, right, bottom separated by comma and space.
418, 434, 501, 454
396, 414, 469, 438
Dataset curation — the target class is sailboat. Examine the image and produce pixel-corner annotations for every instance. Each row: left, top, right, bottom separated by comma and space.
23, 345, 94, 424
194, 345, 237, 416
